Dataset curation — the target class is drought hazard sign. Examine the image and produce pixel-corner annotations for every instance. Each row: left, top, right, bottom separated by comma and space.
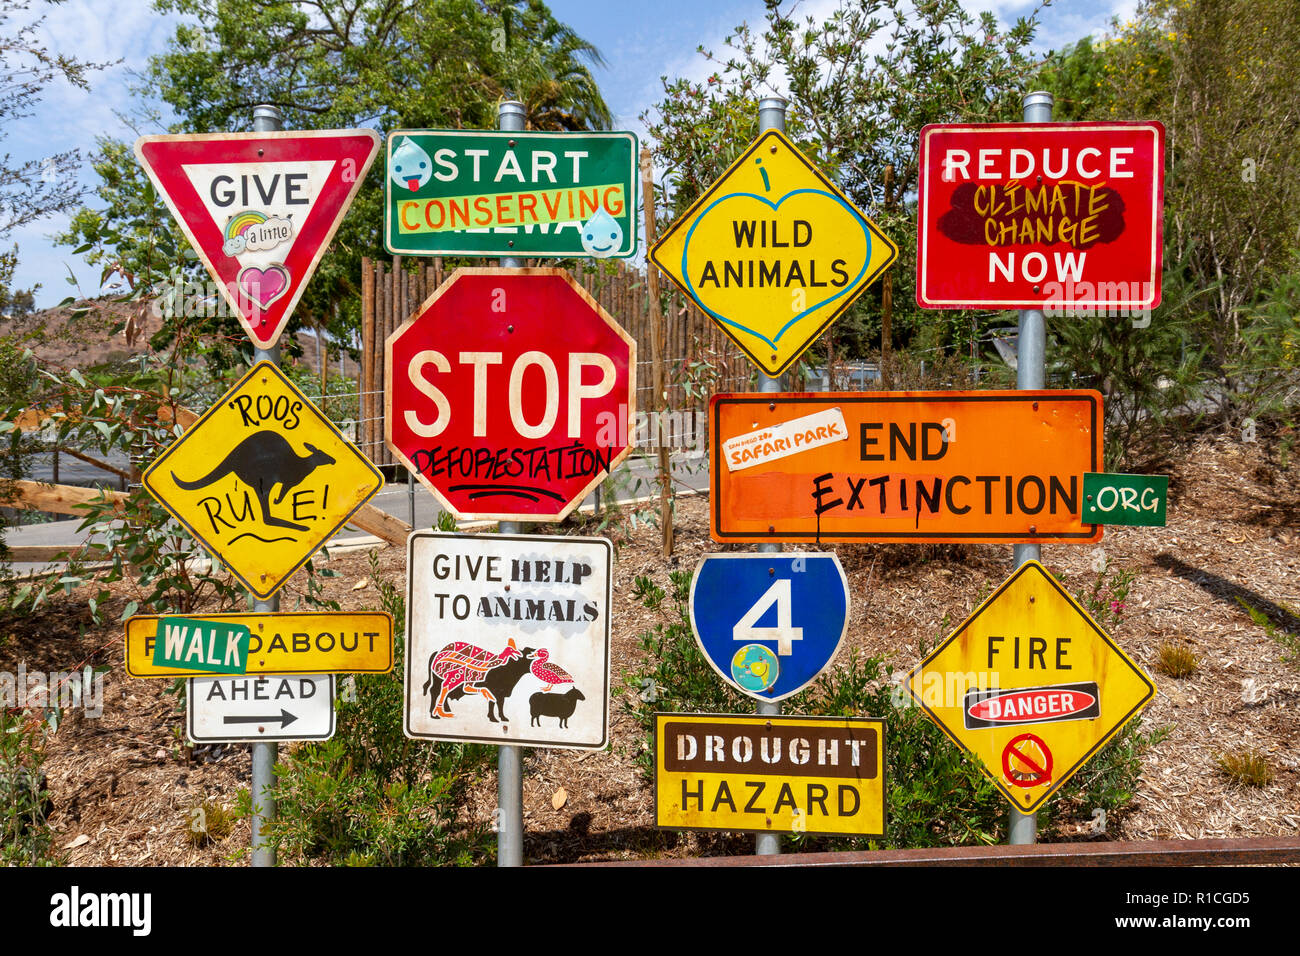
650, 129, 897, 377
125, 612, 393, 677
904, 561, 1155, 813
404, 532, 612, 750
143, 362, 383, 599
916, 122, 1165, 311
384, 130, 637, 258
655, 714, 884, 837
711, 391, 1103, 543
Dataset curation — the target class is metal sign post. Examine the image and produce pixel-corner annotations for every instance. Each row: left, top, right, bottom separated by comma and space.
497, 98, 527, 869
1009, 90, 1053, 847
249, 101, 284, 870
754, 95, 788, 859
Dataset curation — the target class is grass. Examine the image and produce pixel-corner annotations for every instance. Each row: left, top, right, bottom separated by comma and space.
1155, 641, 1200, 678
184, 798, 235, 847
1215, 751, 1274, 787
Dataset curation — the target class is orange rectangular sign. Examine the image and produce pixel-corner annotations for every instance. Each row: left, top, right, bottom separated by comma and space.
710, 391, 1103, 543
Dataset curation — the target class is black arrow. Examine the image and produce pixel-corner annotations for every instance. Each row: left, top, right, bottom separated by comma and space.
222, 709, 298, 728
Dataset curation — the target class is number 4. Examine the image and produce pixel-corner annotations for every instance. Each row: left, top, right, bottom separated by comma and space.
734, 579, 803, 656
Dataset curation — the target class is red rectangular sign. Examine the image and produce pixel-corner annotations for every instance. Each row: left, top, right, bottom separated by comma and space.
916, 122, 1164, 312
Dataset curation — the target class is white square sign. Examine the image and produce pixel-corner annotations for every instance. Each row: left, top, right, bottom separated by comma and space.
188, 673, 335, 743
404, 532, 612, 749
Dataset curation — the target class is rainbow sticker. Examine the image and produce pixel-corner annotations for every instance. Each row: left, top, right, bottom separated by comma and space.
222, 210, 292, 256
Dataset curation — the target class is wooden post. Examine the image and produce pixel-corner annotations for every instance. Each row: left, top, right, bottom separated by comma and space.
640, 147, 673, 557
881, 164, 895, 391
361, 257, 375, 457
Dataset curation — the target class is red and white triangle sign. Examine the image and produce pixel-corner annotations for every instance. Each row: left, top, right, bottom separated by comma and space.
135, 129, 380, 349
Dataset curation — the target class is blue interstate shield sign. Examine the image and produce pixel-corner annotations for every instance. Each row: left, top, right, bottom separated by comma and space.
690, 554, 850, 702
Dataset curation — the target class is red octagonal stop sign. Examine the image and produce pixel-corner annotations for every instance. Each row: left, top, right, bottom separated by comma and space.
386, 268, 637, 521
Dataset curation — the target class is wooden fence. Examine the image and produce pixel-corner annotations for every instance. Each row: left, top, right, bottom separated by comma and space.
358, 257, 753, 467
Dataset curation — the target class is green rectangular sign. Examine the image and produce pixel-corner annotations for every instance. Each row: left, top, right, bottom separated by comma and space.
384, 129, 638, 258
151, 616, 251, 674
1082, 472, 1168, 526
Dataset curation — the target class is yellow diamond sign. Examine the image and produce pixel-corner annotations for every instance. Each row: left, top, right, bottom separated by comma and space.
143, 361, 383, 599
650, 129, 897, 378
904, 561, 1155, 814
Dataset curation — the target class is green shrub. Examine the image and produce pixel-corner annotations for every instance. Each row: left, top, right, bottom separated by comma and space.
245, 551, 495, 866
0, 710, 63, 866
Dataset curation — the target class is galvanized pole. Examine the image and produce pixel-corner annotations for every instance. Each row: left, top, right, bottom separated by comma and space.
754, 95, 788, 858
249, 102, 283, 868
1008, 90, 1053, 847
496, 98, 527, 868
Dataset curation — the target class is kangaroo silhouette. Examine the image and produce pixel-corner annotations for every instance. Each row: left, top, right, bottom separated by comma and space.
172, 430, 335, 532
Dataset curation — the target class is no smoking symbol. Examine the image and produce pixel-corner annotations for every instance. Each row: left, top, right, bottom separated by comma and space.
1001, 733, 1053, 797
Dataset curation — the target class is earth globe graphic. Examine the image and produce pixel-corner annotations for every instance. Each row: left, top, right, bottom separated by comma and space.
731, 643, 779, 693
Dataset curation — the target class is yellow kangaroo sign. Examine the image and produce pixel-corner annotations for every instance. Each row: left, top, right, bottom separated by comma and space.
143, 362, 383, 599
650, 129, 897, 377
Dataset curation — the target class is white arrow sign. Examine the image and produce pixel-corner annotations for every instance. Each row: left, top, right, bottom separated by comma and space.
187, 673, 335, 743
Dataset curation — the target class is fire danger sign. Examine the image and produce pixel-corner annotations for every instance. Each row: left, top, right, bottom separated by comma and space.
903, 560, 1155, 813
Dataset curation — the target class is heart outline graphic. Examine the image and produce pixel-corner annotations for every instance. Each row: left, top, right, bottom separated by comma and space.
680, 188, 873, 349
237, 264, 291, 309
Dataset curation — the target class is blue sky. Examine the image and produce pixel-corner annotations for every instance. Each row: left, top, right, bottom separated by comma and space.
7, 0, 1135, 306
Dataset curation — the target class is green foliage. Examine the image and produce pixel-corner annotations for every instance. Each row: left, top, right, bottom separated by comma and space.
1236, 596, 1299, 664
1156, 641, 1200, 678
4, 349, 248, 621
0, 709, 63, 866
249, 550, 495, 866
184, 797, 234, 847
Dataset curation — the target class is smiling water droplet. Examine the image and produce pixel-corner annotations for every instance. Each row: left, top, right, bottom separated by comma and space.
389, 138, 432, 192
580, 208, 623, 258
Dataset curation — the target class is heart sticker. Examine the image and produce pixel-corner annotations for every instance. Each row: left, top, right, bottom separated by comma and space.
681, 188, 872, 349
237, 264, 291, 310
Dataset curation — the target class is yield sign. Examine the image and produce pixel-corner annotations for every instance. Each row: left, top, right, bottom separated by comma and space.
143, 361, 383, 599
135, 129, 380, 349
903, 561, 1155, 814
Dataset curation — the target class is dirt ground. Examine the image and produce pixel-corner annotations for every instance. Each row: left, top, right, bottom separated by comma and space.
4, 430, 1298, 865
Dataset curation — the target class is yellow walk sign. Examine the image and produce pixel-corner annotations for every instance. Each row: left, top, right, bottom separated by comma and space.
125, 612, 394, 677
649, 129, 897, 378
904, 561, 1155, 814
143, 362, 383, 599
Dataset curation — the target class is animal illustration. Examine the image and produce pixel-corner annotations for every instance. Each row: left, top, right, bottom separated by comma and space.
171, 430, 335, 532
530, 688, 585, 728
423, 638, 537, 722
529, 648, 574, 692
389, 137, 432, 192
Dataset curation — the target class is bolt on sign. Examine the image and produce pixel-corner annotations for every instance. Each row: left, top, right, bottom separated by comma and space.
649, 129, 898, 378
188, 674, 335, 744
1082, 472, 1168, 527
710, 391, 1103, 543
655, 714, 885, 837
690, 554, 849, 702
142, 362, 383, 599
135, 129, 380, 349
385, 268, 635, 521
384, 130, 638, 258
404, 532, 612, 750
125, 612, 394, 678
903, 560, 1155, 814
915, 122, 1165, 311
